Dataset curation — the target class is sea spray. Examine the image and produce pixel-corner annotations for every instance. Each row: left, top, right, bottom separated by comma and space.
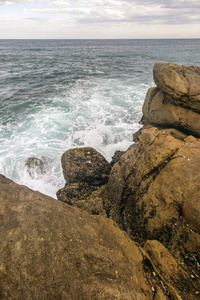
1, 39, 200, 197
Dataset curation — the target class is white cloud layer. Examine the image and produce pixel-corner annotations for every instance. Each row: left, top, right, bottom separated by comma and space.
0, 0, 199, 38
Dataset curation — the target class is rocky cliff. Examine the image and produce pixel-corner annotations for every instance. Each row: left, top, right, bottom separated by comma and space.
1, 62, 200, 299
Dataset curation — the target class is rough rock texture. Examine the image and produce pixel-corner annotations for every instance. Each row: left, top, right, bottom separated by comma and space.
108, 127, 200, 246
0, 174, 178, 300
143, 240, 200, 300
61, 147, 111, 185
57, 147, 111, 205
143, 62, 200, 137
153, 62, 200, 110
142, 87, 200, 137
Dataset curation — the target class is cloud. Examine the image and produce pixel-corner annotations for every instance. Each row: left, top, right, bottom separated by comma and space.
0, 0, 200, 38
21, 0, 200, 25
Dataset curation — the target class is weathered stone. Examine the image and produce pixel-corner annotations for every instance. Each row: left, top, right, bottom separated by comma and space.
143, 240, 200, 300
107, 127, 200, 285
0, 174, 176, 300
142, 87, 200, 137
57, 182, 94, 205
153, 62, 200, 112
61, 147, 111, 186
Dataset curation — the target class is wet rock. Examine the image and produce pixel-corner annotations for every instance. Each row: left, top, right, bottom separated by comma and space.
110, 150, 125, 167
61, 147, 111, 186
25, 157, 47, 179
57, 147, 111, 206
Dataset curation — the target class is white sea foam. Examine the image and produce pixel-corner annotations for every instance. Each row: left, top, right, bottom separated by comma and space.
0, 77, 145, 198
1, 39, 198, 198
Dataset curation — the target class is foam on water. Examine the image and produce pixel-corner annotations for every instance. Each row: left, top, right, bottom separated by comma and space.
1, 39, 200, 198
0, 75, 146, 198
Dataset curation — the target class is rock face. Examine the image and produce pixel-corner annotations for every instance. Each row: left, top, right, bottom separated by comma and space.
57, 147, 111, 205
0, 174, 176, 300
104, 63, 200, 298
143, 62, 200, 137
108, 127, 200, 261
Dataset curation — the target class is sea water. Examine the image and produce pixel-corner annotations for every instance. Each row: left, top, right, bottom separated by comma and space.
0, 39, 200, 198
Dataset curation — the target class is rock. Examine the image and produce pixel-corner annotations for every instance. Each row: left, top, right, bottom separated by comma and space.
142, 87, 200, 137
57, 182, 94, 205
25, 157, 47, 179
143, 240, 200, 300
65, 185, 109, 217
107, 126, 200, 285
110, 150, 125, 167
61, 147, 111, 186
153, 62, 200, 111
133, 124, 187, 143
0, 174, 176, 300
58, 147, 111, 207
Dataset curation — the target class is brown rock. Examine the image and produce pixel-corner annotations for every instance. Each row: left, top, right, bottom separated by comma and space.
153, 62, 200, 112
0, 174, 173, 300
143, 240, 200, 300
107, 127, 200, 284
142, 87, 200, 137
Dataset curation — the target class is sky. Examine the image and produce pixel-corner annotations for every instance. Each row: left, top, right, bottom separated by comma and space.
0, 0, 200, 39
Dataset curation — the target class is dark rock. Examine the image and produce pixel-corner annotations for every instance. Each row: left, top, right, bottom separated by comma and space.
57, 182, 96, 205
58, 147, 111, 206
25, 157, 47, 179
61, 147, 111, 186
110, 150, 125, 167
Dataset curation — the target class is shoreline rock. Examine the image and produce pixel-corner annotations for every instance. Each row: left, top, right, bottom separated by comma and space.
1, 62, 200, 299
0, 174, 179, 300
57, 147, 111, 205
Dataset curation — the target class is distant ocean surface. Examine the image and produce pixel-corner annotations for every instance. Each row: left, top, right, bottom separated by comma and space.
0, 39, 200, 198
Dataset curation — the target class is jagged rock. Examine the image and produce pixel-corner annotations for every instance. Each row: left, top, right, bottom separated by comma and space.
153, 62, 200, 111
107, 126, 200, 294
25, 157, 47, 179
57, 147, 111, 206
0, 174, 177, 300
142, 87, 200, 137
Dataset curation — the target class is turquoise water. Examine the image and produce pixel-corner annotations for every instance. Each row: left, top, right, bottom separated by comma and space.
0, 39, 200, 197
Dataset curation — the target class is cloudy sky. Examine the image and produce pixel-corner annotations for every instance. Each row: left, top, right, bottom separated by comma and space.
0, 0, 200, 39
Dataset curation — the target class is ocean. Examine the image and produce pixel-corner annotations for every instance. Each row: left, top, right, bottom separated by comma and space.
0, 39, 200, 198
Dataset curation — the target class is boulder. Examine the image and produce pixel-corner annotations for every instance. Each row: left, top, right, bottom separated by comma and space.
142, 87, 200, 137
61, 147, 111, 186
0, 174, 177, 300
57, 147, 111, 207
25, 157, 47, 179
153, 62, 200, 111
107, 126, 200, 291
